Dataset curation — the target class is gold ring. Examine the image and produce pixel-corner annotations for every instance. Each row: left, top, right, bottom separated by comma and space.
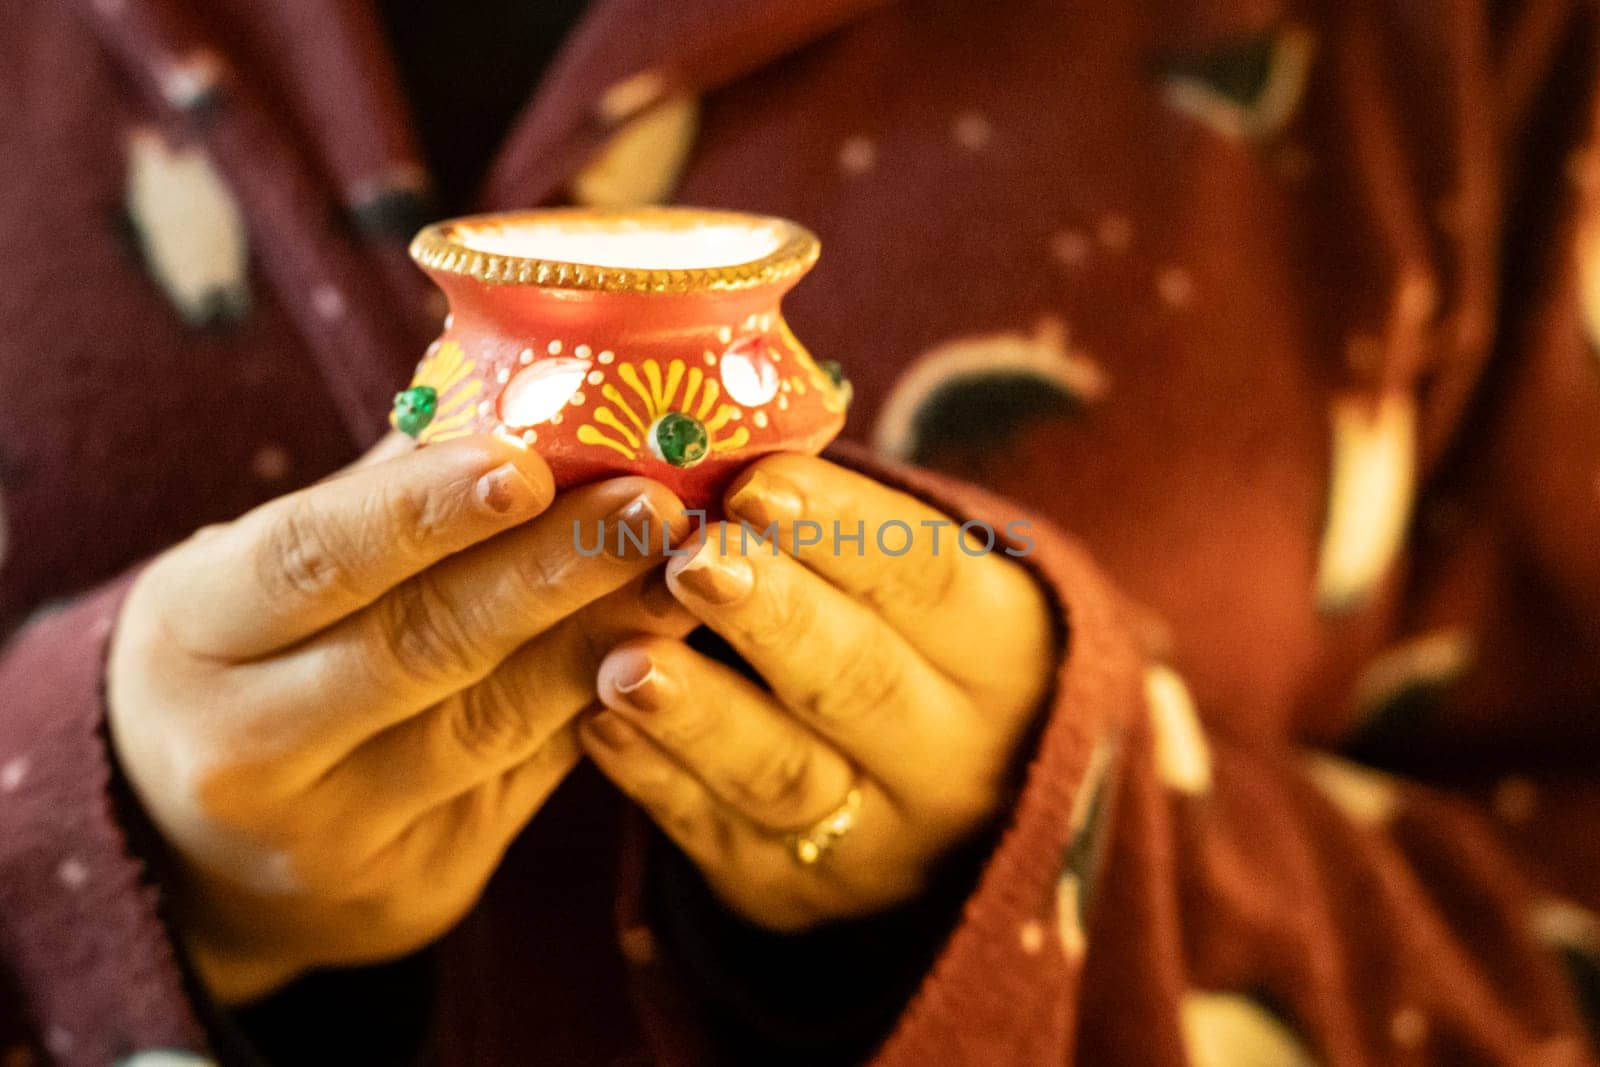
786, 786, 863, 867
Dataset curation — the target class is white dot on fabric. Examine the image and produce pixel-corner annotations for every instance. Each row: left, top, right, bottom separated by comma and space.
1096, 214, 1133, 252
250, 444, 290, 482
619, 925, 657, 966
547, 339, 563, 355
311, 285, 344, 320
1158, 267, 1196, 308
496, 367, 510, 384
575, 344, 592, 359
1050, 230, 1091, 267
57, 858, 89, 890
1018, 920, 1045, 954
0, 757, 28, 792
1157, 267, 1195, 308
951, 110, 993, 151
44, 1026, 73, 1057
598, 350, 615, 365
1390, 1006, 1428, 1048
158, 52, 222, 110
1493, 776, 1537, 825
838, 136, 876, 176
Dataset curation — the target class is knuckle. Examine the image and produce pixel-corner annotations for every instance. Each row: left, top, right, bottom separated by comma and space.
376, 576, 493, 691
651, 697, 722, 752
510, 541, 578, 609
801, 638, 903, 724
258, 496, 359, 605
863, 550, 961, 616
739, 574, 816, 655
447, 680, 540, 761
730, 738, 816, 825
371, 478, 454, 560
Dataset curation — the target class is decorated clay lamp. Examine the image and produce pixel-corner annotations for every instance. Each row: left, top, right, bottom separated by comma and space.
398, 208, 851, 510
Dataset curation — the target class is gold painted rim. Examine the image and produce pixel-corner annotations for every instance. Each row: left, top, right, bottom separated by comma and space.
409, 207, 820, 293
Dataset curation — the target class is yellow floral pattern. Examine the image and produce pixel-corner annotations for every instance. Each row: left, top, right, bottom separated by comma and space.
578, 357, 749, 460
394, 340, 482, 444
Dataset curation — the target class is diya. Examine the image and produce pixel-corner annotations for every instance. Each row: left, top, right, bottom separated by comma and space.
397, 207, 851, 510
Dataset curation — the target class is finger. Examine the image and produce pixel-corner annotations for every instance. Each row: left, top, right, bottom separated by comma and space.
723, 455, 1054, 696
158, 435, 555, 659
314, 570, 696, 830
593, 637, 859, 832
664, 525, 979, 795
578, 711, 742, 874
580, 713, 919, 930
340, 727, 583, 909
240, 478, 693, 755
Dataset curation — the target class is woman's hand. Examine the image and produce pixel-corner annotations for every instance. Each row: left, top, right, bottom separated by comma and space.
108, 435, 695, 1003
578, 455, 1056, 931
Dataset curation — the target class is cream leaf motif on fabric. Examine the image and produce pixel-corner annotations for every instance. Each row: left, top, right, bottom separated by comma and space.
1340, 628, 1473, 761
1181, 992, 1321, 1067
1302, 753, 1399, 827
125, 126, 250, 327
872, 315, 1108, 464
1316, 391, 1417, 614
1157, 26, 1316, 142
1530, 900, 1600, 1043
571, 92, 700, 208
1145, 664, 1211, 796
1574, 213, 1600, 370
1057, 738, 1118, 960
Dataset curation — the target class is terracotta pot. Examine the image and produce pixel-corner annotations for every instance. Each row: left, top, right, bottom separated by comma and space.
396, 207, 851, 510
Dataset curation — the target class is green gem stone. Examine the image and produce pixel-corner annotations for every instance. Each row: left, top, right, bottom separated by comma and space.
393, 385, 438, 437
651, 412, 709, 468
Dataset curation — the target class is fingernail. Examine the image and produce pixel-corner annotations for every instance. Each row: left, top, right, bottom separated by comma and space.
475, 462, 542, 515
584, 712, 633, 750
670, 542, 753, 604
606, 494, 665, 558
726, 469, 803, 529
608, 651, 667, 712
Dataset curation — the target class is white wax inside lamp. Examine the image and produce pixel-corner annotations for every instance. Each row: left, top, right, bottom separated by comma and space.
456, 219, 786, 271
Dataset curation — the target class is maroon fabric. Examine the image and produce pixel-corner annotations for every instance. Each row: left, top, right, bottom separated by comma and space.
3, 0, 1600, 1063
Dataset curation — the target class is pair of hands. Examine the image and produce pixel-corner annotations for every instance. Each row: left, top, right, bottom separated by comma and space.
107, 434, 1054, 1004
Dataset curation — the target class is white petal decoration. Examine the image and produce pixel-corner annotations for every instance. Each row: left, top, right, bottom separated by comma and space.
125, 126, 250, 326
720, 337, 781, 406
1316, 391, 1417, 613
499, 358, 592, 427
571, 93, 699, 207
1181, 992, 1320, 1067
1302, 753, 1399, 827
1145, 664, 1212, 795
